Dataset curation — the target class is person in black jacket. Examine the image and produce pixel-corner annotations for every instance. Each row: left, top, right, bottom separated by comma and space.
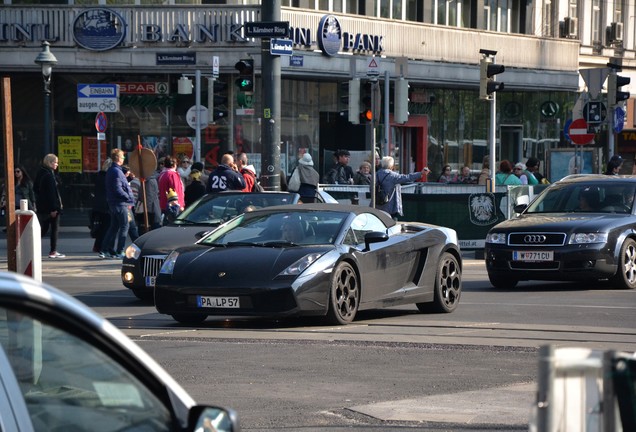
90, 158, 112, 253
185, 169, 206, 208
34, 153, 65, 258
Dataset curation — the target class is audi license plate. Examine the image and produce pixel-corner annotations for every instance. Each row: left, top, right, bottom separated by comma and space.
197, 296, 240, 308
513, 251, 554, 262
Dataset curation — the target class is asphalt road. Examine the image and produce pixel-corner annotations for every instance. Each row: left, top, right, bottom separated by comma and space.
2, 227, 635, 431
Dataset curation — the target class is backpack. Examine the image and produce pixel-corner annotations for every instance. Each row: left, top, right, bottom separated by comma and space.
253, 181, 265, 192
244, 169, 264, 192
375, 173, 389, 205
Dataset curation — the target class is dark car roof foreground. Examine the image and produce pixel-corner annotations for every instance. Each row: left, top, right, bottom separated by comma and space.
0, 272, 239, 431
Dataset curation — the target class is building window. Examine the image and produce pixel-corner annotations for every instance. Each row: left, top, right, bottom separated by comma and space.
568, 0, 577, 19
591, 0, 601, 43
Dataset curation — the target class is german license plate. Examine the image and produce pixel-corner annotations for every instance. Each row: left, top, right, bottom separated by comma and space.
513, 251, 554, 262
197, 296, 240, 308
145, 276, 155, 287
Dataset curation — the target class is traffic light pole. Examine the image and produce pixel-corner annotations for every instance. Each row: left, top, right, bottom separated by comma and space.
489, 86, 497, 190
260, 1, 282, 191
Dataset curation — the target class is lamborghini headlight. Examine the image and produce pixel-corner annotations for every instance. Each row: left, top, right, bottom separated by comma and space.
278, 253, 323, 277
486, 233, 507, 244
569, 233, 608, 244
125, 243, 141, 260
160, 251, 179, 275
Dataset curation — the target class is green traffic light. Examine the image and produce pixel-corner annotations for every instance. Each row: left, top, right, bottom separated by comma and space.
235, 77, 253, 91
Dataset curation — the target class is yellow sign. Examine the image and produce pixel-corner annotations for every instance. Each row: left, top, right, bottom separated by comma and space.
58, 136, 83, 173
264, 108, 271, 119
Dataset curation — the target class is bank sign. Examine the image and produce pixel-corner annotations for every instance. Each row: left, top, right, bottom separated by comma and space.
0, 8, 383, 56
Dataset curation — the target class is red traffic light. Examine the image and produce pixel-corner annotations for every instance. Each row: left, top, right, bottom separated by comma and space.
362, 109, 373, 122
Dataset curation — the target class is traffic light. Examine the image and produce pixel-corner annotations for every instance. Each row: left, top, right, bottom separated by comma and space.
479, 57, 505, 100
361, 109, 373, 123
234, 59, 254, 92
348, 78, 360, 124
208, 79, 228, 124
213, 108, 228, 121
394, 78, 409, 124
212, 80, 228, 105
608, 73, 631, 107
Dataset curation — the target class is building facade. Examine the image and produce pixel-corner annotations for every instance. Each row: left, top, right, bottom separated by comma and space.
0, 1, 633, 212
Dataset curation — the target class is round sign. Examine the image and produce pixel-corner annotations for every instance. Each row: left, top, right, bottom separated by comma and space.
568, 118, 595, 145
186, 105, 209, 130
95, 112, 108, 133
128, 147, 157, 180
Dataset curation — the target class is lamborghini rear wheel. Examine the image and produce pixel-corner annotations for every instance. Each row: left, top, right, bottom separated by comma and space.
326, 262, 359, 325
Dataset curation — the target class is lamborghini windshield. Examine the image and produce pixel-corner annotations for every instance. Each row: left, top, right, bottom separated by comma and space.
199, 210, 349, 246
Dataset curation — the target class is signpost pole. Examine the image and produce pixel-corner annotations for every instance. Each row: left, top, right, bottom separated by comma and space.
261, 1, 282, 191
195, 69, 202, 163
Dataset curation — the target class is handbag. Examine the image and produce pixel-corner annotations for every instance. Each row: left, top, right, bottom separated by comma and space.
288, 168, 301, 192
374, 173, 389, 205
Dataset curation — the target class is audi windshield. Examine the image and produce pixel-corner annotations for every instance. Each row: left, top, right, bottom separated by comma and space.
525, 182, 636, 214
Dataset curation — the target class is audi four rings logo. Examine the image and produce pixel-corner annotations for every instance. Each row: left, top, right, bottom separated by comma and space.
524, 235, 547, 243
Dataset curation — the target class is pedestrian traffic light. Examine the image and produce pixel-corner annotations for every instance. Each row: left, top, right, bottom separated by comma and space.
234, 58, 254, 92
394, 78, 409, 124
479, 57, 505, 100
607, 73, 631, 107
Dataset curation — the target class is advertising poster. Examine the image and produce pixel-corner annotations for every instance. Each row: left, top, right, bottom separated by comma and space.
172, 137, 194, 160
82, 136, 108, 172
547, 148, 598, 182
58, 136, 83, 173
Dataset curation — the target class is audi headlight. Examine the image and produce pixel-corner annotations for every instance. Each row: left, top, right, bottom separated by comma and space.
486, 233, 507, 244
160, 251, 179, 275
125, 243, 141, 260
569, 233, 608, 244
278, 253, 323, 277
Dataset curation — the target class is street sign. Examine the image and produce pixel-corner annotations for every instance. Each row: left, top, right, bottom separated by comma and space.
212, 56, 219, 78
583, 101, 606, 124
186, 105, 209, 130
579, 68, 610, 99
244, 21, 289, 38
77, 83, 119, 113
615, 106, 626, 133
270, 38, 293, 56
95, 112, 107, 133
568, 118, 595, 145
563, 119, 572, 141
367, 56, 380, 76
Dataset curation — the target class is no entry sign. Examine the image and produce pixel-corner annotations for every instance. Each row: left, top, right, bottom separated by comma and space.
568, 118, 595, 145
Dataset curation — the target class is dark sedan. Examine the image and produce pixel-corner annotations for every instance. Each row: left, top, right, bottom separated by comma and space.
154, 204, 462, 325
485, 175, 636, 289
122, 191, 335, 300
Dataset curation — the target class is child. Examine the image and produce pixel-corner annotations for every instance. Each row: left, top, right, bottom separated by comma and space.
165, 188, 181, 223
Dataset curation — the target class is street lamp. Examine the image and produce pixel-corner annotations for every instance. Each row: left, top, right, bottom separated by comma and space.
34, 41, 58, 155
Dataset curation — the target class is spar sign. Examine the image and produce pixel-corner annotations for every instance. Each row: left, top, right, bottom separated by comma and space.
568, 118, 595, 145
